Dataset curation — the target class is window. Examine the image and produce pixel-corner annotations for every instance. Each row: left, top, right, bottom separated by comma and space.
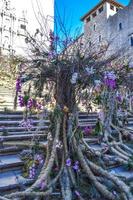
99, 35, 102, 42
86, 16, 91, 22
92, 12, 97, 18
131, 36, 133, 46
89, 41, 92, 47
20, 24, 26, 30
116, 8, 119, 12
99, 6, 103, 13
110, 5, 114, 10
4, 35, 9, 39
119, 23, 122, 30
94, 24, 96, 31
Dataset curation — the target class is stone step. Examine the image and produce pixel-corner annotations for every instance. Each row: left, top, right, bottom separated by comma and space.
83, 137, 100, 143
79, 112, 97, 115
0, 154, 23, 173
0, 170, 33, 193
0, 146, 21, 155
5, 130, 45, 136
0, 111, 26, 115
79, 117, 97, 122
0, 133, 47, 141
3, 141, 40, 148
79, 123, 96, 128
79, 115, 98, 119
0, 126, 48, 132
109, 166, 133, 182
0, 114, 43, 120
89, 143, 102, 151
0, 119, 49, 125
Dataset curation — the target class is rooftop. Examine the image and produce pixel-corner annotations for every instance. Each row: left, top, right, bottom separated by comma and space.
80, 0, 125, 21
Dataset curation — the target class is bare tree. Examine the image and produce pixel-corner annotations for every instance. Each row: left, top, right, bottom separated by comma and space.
2, 7, 133, 200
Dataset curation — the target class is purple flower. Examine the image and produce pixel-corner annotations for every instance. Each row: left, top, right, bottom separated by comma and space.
18, 95, 24, 107
16, 77, 22, 93
66, 158, 71, 167
75, 190, 81, 197
27, 98, 37, 109
104, 79, 116, 89
116, 95, 122, 102
35, 154, 44, 165
40, 180, 46, 190
104, 71, 116, 89
83, 126, 92, 135
36, 102, 43, 110
73, 161, 79, 171
116, 93, 123, 102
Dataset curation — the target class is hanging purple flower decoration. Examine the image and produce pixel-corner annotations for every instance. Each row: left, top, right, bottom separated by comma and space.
27, 98, 36, 109
16, 77, 22, 93
104, 71, 116, 89
36, 102, 43, 110
73, 161, 79, 171
66, 158, 71, 167
29, 164, 36, 179
18, 95, 24, 107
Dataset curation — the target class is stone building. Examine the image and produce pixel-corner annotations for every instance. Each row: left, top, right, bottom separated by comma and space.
81, 0, 133, 62
0, 0, 54, 56
0, 0, 28, 55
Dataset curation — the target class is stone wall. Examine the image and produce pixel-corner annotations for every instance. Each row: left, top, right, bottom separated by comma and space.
83, 0, 133, 62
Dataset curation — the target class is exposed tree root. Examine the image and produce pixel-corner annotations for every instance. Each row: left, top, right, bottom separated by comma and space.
73, 138, 116, 200
60, 167, 72, 200
5, 189, 52, 199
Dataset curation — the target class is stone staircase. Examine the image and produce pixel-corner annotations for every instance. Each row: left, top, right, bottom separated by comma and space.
0, 111, 48, 194
0, 86, 15, 111
0, 111, 132, 195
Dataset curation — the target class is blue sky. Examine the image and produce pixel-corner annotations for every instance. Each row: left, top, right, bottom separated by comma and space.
55, 0, 130, 35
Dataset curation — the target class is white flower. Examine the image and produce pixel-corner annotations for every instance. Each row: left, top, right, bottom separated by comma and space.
85, 67, 95, 75
94, 80, 101, 85
70, 72, 78, 84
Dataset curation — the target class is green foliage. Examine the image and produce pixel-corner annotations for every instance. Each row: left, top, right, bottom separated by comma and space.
94, 119, 103, 135
125, 157, 133, 171
75, 129, 83, 141
93, 95, 102, 105
53, 105, 63, 119
32, 139, 41, 154
23, 95, 30, 105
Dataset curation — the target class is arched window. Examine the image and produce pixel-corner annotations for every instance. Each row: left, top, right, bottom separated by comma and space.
99, 35, 102, 42
131, 36, 133, 46
119, 23, 122, 30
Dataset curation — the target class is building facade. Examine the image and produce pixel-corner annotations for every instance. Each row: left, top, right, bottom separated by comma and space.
81, 0, 133, 62
0, 0, 54, 56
